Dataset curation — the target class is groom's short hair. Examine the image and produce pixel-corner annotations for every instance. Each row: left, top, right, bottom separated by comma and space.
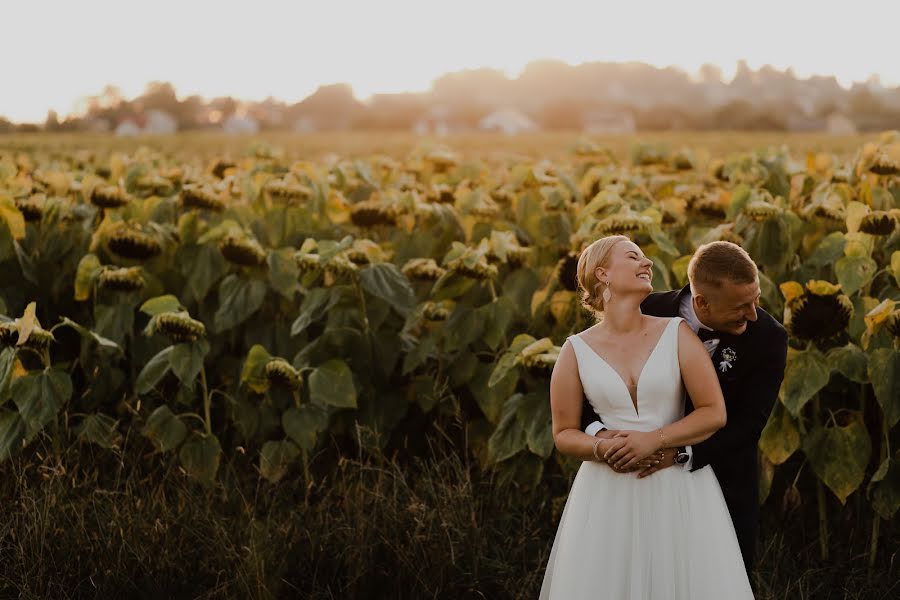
688, 241, 758, 292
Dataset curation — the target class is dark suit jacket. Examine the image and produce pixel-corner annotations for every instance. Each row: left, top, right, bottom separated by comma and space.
578, 284, 788, 573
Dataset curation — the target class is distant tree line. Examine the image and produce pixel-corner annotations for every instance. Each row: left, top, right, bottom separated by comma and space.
3, 60, 900, 134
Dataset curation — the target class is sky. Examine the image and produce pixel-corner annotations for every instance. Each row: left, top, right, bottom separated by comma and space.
1, 0, 898, 123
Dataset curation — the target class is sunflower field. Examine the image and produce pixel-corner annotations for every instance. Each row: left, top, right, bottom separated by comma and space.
0, 132, 898, 571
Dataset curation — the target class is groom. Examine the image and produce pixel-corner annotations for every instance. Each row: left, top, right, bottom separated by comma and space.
579, 241, 788, 576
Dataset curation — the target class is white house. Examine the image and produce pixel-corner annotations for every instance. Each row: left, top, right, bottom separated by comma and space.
144, 109, 178, 134
114, 119, 141, 136
478, 108, 538, 135
223, 114, 259, 134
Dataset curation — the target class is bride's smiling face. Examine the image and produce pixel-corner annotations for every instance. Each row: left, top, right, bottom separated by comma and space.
595, 241, 654, 299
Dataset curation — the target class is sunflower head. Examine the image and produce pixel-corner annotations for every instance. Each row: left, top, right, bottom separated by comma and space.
211, 159, 236, 179
219, 234, 267, 267
91, 185, 130, 209
106, 223, 162, 261
155, 312, 206, 343
555, 253, 579, 291
744, 199, 781, 222
350, 199, 398, 227
264, 358, 302, 390
783, 281, 852, 343
422, 301, 452, 322
181, 184, 226, 212
99, 266, 145, 292
859, 211, 898, 236
0, 322, 18, 346
402, 258, 446, 281
16, 195, 44, 222
267, 180, 313, 203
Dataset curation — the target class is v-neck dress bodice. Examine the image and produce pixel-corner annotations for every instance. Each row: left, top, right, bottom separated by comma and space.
569, 317, 685, 432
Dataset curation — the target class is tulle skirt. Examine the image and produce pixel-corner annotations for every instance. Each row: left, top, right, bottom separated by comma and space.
539, 461, 753, 599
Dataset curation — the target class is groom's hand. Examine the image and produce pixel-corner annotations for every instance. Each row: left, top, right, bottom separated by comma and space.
593, 429, 620, 439
637, 448, 676, 478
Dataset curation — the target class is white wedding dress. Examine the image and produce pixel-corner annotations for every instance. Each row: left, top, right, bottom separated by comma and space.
539, 317, 753, 599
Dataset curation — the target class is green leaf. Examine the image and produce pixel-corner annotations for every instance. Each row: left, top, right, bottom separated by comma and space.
181, 243, 228, 302
891, 251, 900, 287
469, 362, 518, 425
93, 303, 134, 347
0, 410, 25, 460
648, 226, 679, 256
12, 369, 73, 438
758, 401, 800, 464
487, 393, 527, 463
267, 247, 299, 301
752, 216, 791, 268
359, 263, 415, 316
488, 334, 536, 388
309, 359, 357, 408
781, 347, 831, 415
76, 413, 121, 449
136, 346, 175, 395
240, 344, 273, 393
826, 343, 869, 384
807, 232, 847, 268
74, 253, 102, 301
868, 348, 900, 428
290, 287, 342, 337
259, 439, 300, 483
0, 347, 16, 405
803, 418, 872, 504
478, 297, 515, 351
141, 405, 187, 452
868, 451, 900, 520
54, 316, 121, 353
178, 432, 221, 484
139, 295, 184, 317
282, 403, 328, 452
169, 340, 209, 386
835, 255, 877, 296
442, 306, 486, 353
213, 275, 267, 333
518, 390, 554, 458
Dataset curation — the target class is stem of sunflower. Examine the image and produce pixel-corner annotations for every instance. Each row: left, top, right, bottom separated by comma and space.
354, 280, 376, 380
812, 393, 830, 561
200, 366, 211, 435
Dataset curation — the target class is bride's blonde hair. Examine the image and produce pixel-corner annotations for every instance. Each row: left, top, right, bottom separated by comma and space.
575, 235, 630, 318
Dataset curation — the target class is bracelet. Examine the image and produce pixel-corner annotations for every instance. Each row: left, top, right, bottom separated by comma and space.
592, 437, 604, 462
657, 428, 667, 451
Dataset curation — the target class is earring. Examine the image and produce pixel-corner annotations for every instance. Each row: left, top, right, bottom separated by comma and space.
602, 280, 612, 304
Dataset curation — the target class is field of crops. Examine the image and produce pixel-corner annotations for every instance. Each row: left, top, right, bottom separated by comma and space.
0, 131, 898, 598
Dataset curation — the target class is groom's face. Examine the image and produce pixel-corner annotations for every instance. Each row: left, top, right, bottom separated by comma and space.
695, 278, 761, 335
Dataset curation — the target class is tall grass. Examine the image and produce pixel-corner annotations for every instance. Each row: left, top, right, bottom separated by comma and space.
0, 412, 896, 599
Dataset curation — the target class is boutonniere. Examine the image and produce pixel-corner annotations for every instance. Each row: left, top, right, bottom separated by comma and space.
718, 347, 737, 373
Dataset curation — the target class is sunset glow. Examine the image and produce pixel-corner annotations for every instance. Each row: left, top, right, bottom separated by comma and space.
2, 0, 898, 123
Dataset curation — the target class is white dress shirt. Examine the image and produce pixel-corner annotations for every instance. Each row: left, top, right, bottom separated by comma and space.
584, 291, 720, 471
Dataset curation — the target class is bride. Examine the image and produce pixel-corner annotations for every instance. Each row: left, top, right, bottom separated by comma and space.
539, 235, 753, 599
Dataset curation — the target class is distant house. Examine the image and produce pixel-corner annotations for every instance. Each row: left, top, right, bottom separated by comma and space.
583, 110, 636, 134
144, 109, 178, 134
223, 114, 259, 134
114, 119, 141, 136
413, 105, 455, 136
826, 113, 857, 135
479, 108, 538, 135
